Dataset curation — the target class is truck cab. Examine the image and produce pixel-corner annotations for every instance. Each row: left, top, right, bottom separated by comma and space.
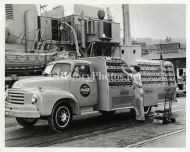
6, 59, 98, 132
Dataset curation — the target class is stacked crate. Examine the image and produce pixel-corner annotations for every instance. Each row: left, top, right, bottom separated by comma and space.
84, 57, 176, 111
137, 60, 165, 87
137, 60, 176, 88
105, 57, 132, 89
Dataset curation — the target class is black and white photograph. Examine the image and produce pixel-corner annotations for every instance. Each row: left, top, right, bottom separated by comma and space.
1, 1, 189, 151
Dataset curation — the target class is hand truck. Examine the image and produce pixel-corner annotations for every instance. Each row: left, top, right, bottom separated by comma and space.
153, 87, 176, 124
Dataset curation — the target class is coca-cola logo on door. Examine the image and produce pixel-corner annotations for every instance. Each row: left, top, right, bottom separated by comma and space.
80, 84, 90, 97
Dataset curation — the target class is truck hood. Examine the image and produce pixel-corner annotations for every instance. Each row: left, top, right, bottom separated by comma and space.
12, 76, 70, 90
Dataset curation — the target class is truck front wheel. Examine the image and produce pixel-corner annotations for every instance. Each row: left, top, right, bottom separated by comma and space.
16, 118, 38, 128
48, 103, 72, 132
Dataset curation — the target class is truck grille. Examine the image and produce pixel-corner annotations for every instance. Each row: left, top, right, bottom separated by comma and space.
8, 88, 24, 104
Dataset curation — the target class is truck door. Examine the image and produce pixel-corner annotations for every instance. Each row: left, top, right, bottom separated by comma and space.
70, 64, 97, 107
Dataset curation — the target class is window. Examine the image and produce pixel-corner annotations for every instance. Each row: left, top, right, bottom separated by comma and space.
72, 65, 91, 78
52, 19, 59, 40
121, 50, 124, 54
44, 43, 57, 51
179, 69, 183, 76
5, 4, 13, 20
133, 49, 136, 54
103, 22, 112, 38
87, 20, 95, 34
51, 63, 71, 76
88, 21, 92, 33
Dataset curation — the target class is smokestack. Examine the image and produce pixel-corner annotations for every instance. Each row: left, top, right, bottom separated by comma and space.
122, 4, 131, 45
24, 10, 29, 52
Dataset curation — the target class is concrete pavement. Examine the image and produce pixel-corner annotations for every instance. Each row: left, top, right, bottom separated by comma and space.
140, 130, 186, 147
5, 97, 186, 147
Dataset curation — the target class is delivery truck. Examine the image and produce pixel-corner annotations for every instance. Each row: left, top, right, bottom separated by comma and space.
5, 56, 176, 132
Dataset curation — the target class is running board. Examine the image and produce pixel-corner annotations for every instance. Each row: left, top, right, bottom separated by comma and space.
80, 106, 134, 116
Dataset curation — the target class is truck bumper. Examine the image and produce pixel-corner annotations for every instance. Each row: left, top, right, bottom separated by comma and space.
5, 103, 40, 118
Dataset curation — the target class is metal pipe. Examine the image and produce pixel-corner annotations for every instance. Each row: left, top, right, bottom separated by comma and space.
60, 21, 80, 59
122, 4, 131, 45
80, 11, 86, 48
32, 29, 40, 51
24, 10, 29, 53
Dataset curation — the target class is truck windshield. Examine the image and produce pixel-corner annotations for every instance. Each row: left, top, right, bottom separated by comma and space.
51, 63, 71, 76
43, 63, 71, 77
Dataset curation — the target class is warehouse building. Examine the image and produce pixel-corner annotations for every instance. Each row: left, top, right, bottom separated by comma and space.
143, 41, 186, 80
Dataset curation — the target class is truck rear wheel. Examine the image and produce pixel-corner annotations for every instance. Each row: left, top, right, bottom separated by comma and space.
48, 103, 72, 132
130, 108, 136, 117
16, 118, 38, 128
130, 106, 152, 117
144, 106, 152, 115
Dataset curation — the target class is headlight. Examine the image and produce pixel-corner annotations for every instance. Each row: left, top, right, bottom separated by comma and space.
31, 94, 38, 104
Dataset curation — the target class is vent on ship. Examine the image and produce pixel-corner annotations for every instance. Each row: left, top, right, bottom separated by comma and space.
5, 4, 13, 20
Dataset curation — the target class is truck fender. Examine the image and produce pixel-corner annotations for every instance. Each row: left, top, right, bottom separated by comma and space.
39, 89, 80, 116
